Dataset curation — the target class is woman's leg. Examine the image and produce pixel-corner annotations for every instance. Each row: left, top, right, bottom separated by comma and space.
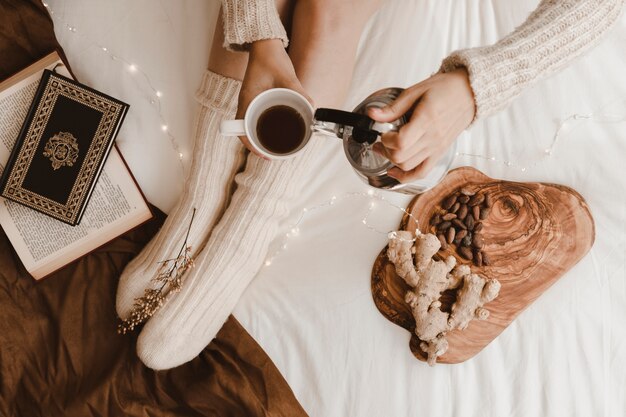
289, 0, 384, 107
136, 1, 384, 369
116, 0, 298, 320
115, 13, 249, 319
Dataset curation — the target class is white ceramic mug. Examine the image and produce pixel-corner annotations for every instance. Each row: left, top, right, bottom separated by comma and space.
220, 88, 314, 160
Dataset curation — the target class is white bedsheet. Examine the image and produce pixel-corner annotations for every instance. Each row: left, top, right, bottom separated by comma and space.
50, 1, 626, 416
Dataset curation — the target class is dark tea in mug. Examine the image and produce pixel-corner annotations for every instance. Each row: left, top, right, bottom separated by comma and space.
256, 105, 306, 154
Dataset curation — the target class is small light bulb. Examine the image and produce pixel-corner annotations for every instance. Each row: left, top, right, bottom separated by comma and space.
282, 244, 288, 249
264, 260, 272, 266
101, 47, 108, 52
302, 208, 308, 213
43, 2, 49, 6
521, 167, 527, 172
178, 152, 183, 159
128, 64, 137, 73
156, 91, 163, 98
291, 227, 299, 235
490, 156, 496, 161
544, 148, 552, 155
161, 124, 168, 132
362, 219, 367, 224
367, 189, 375, 196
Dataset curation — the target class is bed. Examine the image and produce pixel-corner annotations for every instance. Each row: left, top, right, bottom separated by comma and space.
16, 0, 626, 416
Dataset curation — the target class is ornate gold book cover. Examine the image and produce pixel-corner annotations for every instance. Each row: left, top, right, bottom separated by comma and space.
0, 70, 129, 226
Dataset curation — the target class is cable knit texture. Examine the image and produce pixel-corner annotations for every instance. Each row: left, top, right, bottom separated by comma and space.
440, 0, 625, 120
221, 0, 288, 51
137, 138, 326, 370
116, 71, 246, 319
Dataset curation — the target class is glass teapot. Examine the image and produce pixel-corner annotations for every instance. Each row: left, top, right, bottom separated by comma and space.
312, 88, 456, 194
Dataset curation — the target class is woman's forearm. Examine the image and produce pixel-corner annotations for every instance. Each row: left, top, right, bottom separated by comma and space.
440, 0, 625, 121
220, 0, 289, 52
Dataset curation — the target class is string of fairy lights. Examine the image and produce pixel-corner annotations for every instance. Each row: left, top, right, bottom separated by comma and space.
42, 1, 185, 171
43, 2, 626, 268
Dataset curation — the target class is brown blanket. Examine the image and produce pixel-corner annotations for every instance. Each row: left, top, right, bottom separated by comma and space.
0, 2, 307, 416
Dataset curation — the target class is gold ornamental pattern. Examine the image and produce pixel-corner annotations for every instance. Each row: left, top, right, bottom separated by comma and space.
43, 131, 79, 170
2, 74, 124, 224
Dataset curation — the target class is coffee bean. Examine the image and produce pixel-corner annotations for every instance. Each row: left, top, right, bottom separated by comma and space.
469, 193, 485, 206
452, 219, 467, 230
442, 195, 457, 210
472, 205, 480, 221
479, 207, 490, 220
437, 234, 448, 250
453, 235, 462, 245
456, 229, 468, 239
457, 204, 468, 220
438, 221, 452, 232
459, 246, 473, 260
460, 187, 475, 196
474, 222, 484, 233
465, 214, 475, 231
472, 233, 484, 249
446, 227, 456, 244
462, 235, 472, 247
482, 251, 491, 266
458, 195, 470, 204
442, 213, 457, 221
474, 250, 483, 267
450, 202, 461, 213
430, 214, 442, 226
484, 194, 493, 208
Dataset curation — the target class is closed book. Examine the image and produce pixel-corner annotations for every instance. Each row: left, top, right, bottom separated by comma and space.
0, 69, 129, 226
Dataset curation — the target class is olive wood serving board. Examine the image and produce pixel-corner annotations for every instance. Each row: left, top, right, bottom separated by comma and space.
371, 167, 595, 364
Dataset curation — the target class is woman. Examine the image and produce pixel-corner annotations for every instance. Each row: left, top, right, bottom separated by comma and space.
117, 0, 624, 370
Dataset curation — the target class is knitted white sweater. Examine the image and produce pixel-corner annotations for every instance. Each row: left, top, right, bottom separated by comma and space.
222, 0, 625, 119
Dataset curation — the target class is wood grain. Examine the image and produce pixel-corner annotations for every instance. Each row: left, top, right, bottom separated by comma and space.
371, 167, 595, 364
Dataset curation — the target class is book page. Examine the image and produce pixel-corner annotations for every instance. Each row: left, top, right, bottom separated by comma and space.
0, 54, 151, 279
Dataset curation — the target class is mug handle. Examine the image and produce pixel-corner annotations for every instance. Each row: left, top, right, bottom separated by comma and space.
220, 120, 246, 137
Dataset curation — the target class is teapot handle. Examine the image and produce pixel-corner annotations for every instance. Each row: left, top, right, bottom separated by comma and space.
312, 108, 397, 143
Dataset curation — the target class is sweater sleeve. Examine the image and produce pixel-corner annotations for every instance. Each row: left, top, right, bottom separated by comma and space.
220, 0, 289, 52
440, 0, 625, 121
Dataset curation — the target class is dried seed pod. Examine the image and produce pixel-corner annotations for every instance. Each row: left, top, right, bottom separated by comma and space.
457, 204, 468, 220
472, 205, 481, 221
430, 214, 442, 226
456, 229, 468, 240
442, 213, 457, 221
474, 250, 483, 267
437, 234, 448, 251
469, 193, 485, 206
446, 227, 456, 244
450, 202, 461, 213
458, 195, 470, 204
460, 187, 475, 196
484, 194, 493, 208
474, 222, 484, 233
438, 221, 452, 231
459, 246, 473, 260
465, 214, 475, 231
482, 251, 491, 266
462, 235, 472, 247
452, 219, 467, 230
442, 195, 457, 210
479, 207, 490, 220
472, 233, 484, 249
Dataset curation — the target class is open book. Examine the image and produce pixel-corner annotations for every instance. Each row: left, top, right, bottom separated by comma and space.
0, 52, 152, 279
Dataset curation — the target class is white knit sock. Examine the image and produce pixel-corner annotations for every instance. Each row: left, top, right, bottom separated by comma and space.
135, 135, 328, 370
116, 71, 245, 319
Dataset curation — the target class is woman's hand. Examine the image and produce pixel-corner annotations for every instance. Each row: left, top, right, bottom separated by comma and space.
237, 39, 312, 156
368, 69, 475, 182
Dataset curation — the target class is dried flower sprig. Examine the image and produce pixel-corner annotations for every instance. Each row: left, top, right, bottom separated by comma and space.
118, 208, 197, 334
